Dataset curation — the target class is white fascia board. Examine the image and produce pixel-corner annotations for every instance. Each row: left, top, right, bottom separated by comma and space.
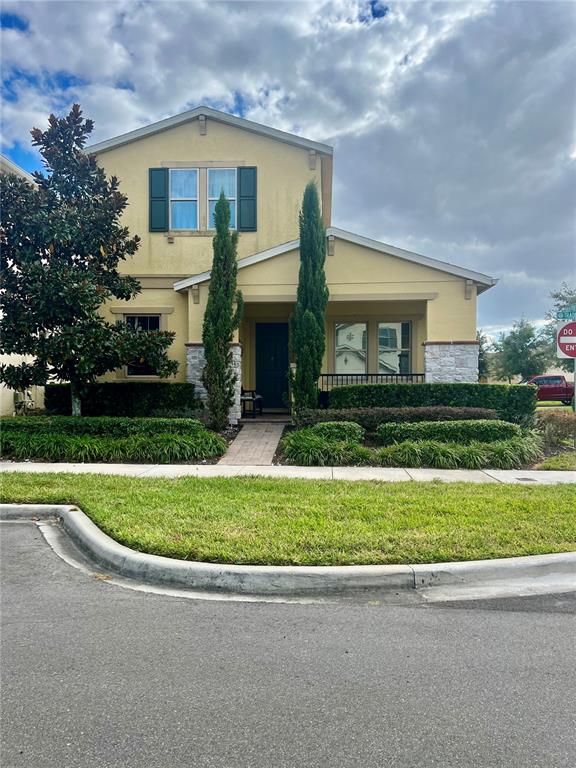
86, 106, 333, 156
327, 227, 498, 292
173, 238, 300, 292
0, 153, 35, 184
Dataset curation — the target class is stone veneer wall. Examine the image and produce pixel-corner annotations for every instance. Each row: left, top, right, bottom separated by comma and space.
424, 342, 479, 384
186, 343, 242, 425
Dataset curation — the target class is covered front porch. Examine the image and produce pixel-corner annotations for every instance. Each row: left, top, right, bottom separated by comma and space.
238, 298, 427, 415
179, 227, 488, 422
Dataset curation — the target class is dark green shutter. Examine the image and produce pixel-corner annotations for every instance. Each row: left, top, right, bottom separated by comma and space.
237, 166, 257, 231
149, 168, 168, 232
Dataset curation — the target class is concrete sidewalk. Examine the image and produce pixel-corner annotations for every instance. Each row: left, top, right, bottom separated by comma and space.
1, 461, 575, 484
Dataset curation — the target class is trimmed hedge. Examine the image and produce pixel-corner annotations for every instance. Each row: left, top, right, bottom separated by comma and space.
328, 383, 536, 424
376, 419, 521, 446
310, 421, 365, 444
1, 416, 204, 437
45, 382, 203, 417
280, 428, 542, 469
294, 406, 499, 432
0, 431, 226, 464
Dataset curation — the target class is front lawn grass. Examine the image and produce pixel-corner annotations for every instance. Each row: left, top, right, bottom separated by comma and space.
537, 402, 572, 411
537, 451, 576, 471
1, 473, 575, 565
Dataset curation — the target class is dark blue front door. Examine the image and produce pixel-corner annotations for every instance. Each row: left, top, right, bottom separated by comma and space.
255, 323, 290, 409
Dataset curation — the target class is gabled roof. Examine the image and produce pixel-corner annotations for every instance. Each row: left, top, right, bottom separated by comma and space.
0, 153, 35, 184
86, 106, 334, 156
173, 227, 497, 293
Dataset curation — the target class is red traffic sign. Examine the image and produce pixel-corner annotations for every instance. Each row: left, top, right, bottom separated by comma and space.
557, 321, 576, 358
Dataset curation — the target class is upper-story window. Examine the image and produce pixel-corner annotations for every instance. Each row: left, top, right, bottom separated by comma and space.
149, 166, 256, 233
169, 169, 198, 230
208, 168, 237, 228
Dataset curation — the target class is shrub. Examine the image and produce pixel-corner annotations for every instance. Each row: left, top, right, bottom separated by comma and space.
295, 406, 498, 432
455, 442, 490, 469
0, 416, 205, 438
417, 441, 461, 469
535, 410, 576, 448
376, 419, 521, 446
310, 421, 365, 444
377, 436, 541, 470
0, 430, 226, 463
281, 430, 351, 466
328, 383, 536, 424
377, 442, 422, 468
45, 382, 203, 417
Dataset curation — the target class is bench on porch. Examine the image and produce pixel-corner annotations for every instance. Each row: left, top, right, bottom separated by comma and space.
241, 388, 264, 419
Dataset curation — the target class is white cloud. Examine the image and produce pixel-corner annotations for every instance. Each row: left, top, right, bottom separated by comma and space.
1, 0, 574, 328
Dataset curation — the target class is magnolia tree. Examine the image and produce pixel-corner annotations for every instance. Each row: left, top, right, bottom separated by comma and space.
202, 192, 244, 430
290, 182, 329, 410
0, 105, 178, 415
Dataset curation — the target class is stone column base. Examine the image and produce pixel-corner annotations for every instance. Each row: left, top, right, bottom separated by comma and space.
186, 343, 242, 425
424, 341, 479, 383
229, 343, 242, 425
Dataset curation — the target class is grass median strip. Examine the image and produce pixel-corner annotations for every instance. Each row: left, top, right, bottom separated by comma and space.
1, 472, 575, 566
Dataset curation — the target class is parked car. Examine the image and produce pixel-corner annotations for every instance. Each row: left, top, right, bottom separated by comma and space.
523, 375, 574, 405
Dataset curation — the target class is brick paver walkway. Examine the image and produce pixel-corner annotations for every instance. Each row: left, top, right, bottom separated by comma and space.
218, 423, 286, 466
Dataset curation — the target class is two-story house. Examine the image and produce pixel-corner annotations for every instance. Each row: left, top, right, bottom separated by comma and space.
87, 106, 497, 421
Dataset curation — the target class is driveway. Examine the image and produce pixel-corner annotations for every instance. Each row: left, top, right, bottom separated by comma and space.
2, 521, 575, 768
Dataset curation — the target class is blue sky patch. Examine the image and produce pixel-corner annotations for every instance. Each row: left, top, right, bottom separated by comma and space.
3, 144, 43, 175
359, 1, 389, 24
0, 12, 29, 32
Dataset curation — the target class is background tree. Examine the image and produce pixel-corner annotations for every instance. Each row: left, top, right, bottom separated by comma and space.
492, 318, 549, 382
477, 330, 490, 380
543, 282, 576, 372
202, 192, 244, 430
290, 182, 329, 410
0, 105, 178, 415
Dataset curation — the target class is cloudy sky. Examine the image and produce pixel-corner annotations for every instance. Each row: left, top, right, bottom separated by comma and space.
1, 0, 574, 333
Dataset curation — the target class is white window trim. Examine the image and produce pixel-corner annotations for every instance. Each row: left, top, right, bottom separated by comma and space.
207, 167, 237, 230
169, 168, 199, 231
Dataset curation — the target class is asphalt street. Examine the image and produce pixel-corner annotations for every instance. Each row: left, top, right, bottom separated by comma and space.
1, 521, 575, 768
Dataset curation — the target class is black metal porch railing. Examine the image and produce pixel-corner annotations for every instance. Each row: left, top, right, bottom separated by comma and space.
318, 373, 425, 391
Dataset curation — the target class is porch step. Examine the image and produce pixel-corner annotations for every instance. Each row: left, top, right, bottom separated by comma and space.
239, 415, 291, 424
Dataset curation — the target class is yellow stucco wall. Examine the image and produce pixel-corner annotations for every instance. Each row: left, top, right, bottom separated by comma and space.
100, 287, 189, 382
94, 117, 325, 279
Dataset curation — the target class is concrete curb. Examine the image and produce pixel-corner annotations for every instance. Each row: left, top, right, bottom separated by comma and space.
2, 504, 575, 597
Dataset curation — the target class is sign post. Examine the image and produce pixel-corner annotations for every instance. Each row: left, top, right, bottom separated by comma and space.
556, 318, 576, 413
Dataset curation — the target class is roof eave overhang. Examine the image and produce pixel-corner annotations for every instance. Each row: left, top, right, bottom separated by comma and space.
174, 228, 497, 295
85, 106, 333, 156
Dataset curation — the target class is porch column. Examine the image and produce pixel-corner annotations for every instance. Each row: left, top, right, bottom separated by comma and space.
185, 286, 242, 425
424, 341, 479, 383
424, 288, 479, 383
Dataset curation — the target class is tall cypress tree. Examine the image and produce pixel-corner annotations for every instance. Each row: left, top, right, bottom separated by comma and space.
202, 192, 244, 430
290, 182, 329, 410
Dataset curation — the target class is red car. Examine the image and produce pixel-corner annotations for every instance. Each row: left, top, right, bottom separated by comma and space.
524, 374, 574, 405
